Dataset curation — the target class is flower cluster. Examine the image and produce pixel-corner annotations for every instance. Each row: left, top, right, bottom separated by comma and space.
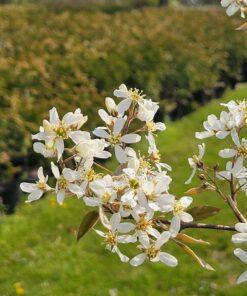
21, 84, 194, 266
192, 100, 247, 196
186, 99, 247, 283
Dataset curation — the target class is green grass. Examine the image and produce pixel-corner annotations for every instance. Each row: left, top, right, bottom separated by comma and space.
1, 85, 247, 296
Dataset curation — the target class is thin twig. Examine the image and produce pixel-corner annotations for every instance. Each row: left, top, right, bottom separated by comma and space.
159, 219, 236, 232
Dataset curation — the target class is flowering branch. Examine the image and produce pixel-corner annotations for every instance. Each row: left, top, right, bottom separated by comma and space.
20, 83, 247, 283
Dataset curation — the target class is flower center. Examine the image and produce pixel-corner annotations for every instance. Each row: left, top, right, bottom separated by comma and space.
54, 125, 69, 139
129, 178, 139, 189
109, 134, 121, 145
151, 152, 161, 163
102, 192, 111, 203
173, 201, 184, 214
146, 194, 157, 201
37, 181, 47, 191
105, 231, 117, 247
58, 177, 68, 190
146, 121, 157, 132
136, 216, 152, 231
85, 169, 97, 182
130, 88, 145, 102
237, 147, 247, 158
145, 245, 159, 260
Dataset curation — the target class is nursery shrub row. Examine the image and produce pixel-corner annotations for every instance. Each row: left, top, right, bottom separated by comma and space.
0, 5, 246, 185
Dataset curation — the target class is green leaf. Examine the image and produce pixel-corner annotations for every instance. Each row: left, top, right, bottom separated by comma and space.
188, 205, 220, 222
77, 210, 99, 242
177, 241, 214, 271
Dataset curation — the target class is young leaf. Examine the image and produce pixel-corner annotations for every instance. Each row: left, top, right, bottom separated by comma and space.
175, 233, 210, 245
188, 205, 220, 222
236, 22, 247, 31
185, 187, 204, 196
77, 210, 99, 242
177, 241, 215, 271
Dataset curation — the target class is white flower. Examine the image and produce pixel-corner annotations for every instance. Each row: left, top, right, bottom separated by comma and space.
51, 162, 86, 204
234, 248, 247, 284
232, 223, 247, 244
119, 191, 138, 217
33, 108, 88, 159
164, 195, 193, 223
93, 117, 141, 163
95, 213, 136, 262
113, 84, 145, 113
20, 167, 52, 202
33, 141, 56, 158
76, 138, 111, 169
195, 112, 236, 140
138, 175, 171, 212
84, 175, 117, 207
146, 134, 171, 172
217, 158, 247, 181
130, 231, 177, 267
185, 143, 205, 184
221, 0, 245, 17
137, 99, 159, 122
221, 100, 247, 127
219, 129, 247, 161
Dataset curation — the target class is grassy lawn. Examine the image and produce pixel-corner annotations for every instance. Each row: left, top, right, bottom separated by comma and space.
1, 85, 247, 296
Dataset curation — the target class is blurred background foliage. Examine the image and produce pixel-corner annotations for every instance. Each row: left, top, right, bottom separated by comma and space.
0, 2, 247, 212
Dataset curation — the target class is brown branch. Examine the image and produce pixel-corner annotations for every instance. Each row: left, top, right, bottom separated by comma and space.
159, 219, 236, 232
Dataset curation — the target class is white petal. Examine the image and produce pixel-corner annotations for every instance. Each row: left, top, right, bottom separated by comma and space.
170, 216, 181, 237
232, 233, 247, 244
117, 98, 132, 114
68, 183, 85, 197
49, 107, 59, 125
130, 253, 146, 266
83, 197, 101, 207
216, 130, 229, 139
20, 182, 37, 193
180, 196, 193, 208
37, 167, 45, 181
158, 252, 178, 267
118, 235, 137, 243
57, 190, 65, 205
234, 248, 247, 263
63, 168, 78, 182
179, 212, 193, 223
156, 231, 170, 249
51, 162, 60, 179
226, 2, 240, 16
27, 189, 43, 202
237, 271, 247, 284
221, 0, 232, 7
195, 131, 214, 139
115, 145, 127, 163
231, 129, 240, 147
219, 149, 236, 158
55, 138, 64, 160
121, 134, 141, 144
113, 118, 126, 134
115, 248, 129, 263
110, 213, 121, 231
93, 128, 109, 139
95, 229, 106, 237
118, 222, 135, 233
235, 223, 247, 233
69, 131, 90, 144
185, 168, 196, 185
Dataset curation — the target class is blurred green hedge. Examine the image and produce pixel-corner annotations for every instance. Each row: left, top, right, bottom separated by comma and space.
0, 5, 246, 183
